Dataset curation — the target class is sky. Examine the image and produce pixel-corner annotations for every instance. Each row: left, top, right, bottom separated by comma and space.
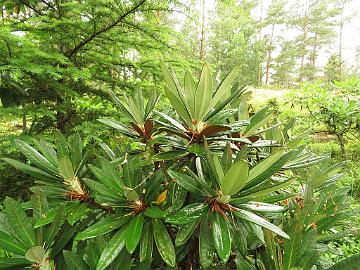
199, 0, 360, 69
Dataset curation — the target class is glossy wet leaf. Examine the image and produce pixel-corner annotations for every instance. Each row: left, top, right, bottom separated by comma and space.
199, 216, 214, 268
168, 170, 209, 196
75, 216, 130, 241
96, 229, 126, 270
166, 203, 208, 224
234, 209, 289, 239
175, 220, 199, 246
152, 219, 176, 267
126, 213, 144, 253
140, 222, 153, 262
211, 211, 231, 263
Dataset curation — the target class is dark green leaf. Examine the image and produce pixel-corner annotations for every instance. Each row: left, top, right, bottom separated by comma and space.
63, 250, 89, 270
199, 216, 214, 268
175, 220, 199, 247
96, 229, 126, 270
167, 170, 208, 196
144, 206, 165, 218
75, 216, 130, 241
166, 203, 208, 224
140, 222, 153, 262
152, 219, 176, 267
211, 211, 231, 263
4, 197, 36, 249
0, 257, 30, 269
45, 205, 64, 250
126, 213, 144, 253
327, 254, 360, 270
0, 230, 27, 255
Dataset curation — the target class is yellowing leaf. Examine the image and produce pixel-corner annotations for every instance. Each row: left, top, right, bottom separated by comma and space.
156, 190, 167, 204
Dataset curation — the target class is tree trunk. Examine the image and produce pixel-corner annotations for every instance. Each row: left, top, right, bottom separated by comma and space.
339, 6, 344, 81
22, 110, 27, 133
265, 23, 275, 85
336, 133, 346, 157
199, 0, 206, 61
257, 0, 263, 86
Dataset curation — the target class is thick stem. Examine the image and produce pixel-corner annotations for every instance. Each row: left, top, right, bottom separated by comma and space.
22, 110, 27, 133
336, 133, 346, 157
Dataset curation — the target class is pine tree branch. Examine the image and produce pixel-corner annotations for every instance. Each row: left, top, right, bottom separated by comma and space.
66, 0, 147, 59
18, 0, 44, 15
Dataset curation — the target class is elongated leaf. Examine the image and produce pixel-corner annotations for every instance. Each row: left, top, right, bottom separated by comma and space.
31, 187, 49, 221
213, 155, 225, 182
15, 140, 58, 174
144, 91, 160, 120
54, 130, 69, 158
4, 197, 36, 248
144, 206, 165, 219
109, 90, 133, 120
175, 220, 199, 246
166, 203, 208, 224
140, 222, 153, 262
241, 177, 296, 199
209, 65, 239, 109
221, 143, 233, 174
0, 257, 30, 268
233, 209, 289, 239
75, 216, 130, 241
34, 201, 77, 228
84, 242, 101, 269
154, 110, 186, 131
83, 178, 122, 201
221, 160, 249, 196
212, 211, 231, 263
160, 62, 180, 99
33, 139, 58, 167
96, 229, 126, 270
45, 205, 64, 250
327, 254, 360, 270
167, 170, 209, 196
69, 133, 82, 169
245, 149, 292, 189
59, 156, 75, 180
0, 230, 27, 255
199, 216, 214, 268
237, 202, 285, 213
195, 63, 212, 120
50, 223, 76, 257
98, 119, 137, 138
126, 95, 143, 124
63, 250, 89, 270
111, 249, 133, 270
235, 255, 256, 270
164, 86, 192, 124
244, 106, 270, 135
2, 158, 59, 182
67, 202, 89, 225
126, 213, 144, 253
152, 219, 176, 267
184, 71, 196, 118
204, 84, 247, 122
89, 162, 123, 195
